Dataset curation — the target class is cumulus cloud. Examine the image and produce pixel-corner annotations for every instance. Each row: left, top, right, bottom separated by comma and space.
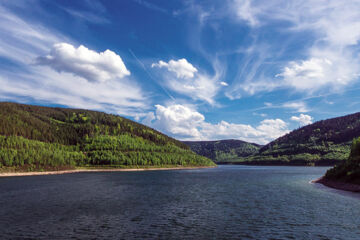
201, 119, 288, 144
36, 43, 130, 83
149, 104, 204, 138
152, 58, 223, 104
291, 114, 313, 126
151, 58, 197, 79
143, 104, 289, 144
0, 5, 148, 117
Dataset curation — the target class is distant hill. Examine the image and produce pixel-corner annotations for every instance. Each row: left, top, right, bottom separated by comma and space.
183, 140, 261, 163
244, 112, 360, 165
0, 102, 215, 171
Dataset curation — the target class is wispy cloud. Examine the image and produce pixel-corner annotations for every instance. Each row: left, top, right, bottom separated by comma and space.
247, 101, 310, 113
227, 0, 360, 96
152, 58, 225, 105
282, 101, 309, 113
131, 0, 168, 14
129, 49, 175, 101
224, 42, 284, 99
233, 0, 259, 26
0, 67, 147, 116
0, 5, 68, 63
62, 8, 110, 24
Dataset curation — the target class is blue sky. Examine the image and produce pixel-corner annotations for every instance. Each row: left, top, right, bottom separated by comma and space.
1, 0, 360, 144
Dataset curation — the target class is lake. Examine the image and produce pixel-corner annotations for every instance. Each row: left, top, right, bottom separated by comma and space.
0, 165, 359, 239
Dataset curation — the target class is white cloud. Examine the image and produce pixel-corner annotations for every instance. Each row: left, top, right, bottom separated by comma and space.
152, 58, 197, 79
277, 53, 357, 92
291, 114, 313, 126
233, 0, 259, 26
0, 5, 68, 63
132, 0, 168, 14
282, 101, 309, 113
166, 71, 221, 104
148, 104, 204, 138
253, 112, 267, 117
229, 0, 360, 95
0, 4, 148, 116
36, 43, 130, 83
152, 58, 224, 104
140, 111, 156, 125
63, 8, 110, 24
0, 67, 147, 116
262, 101, 309, 113
143, 104, 289, 144
200, 119, 288, 144
224, 44, 282, 99
220, 81, 228, 86
277, 58, 332, 90
233, 0, 360, 45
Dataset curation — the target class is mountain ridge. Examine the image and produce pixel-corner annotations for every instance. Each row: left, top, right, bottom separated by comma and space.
185, 111, 360, 166
242, 111, 360, 165
183, 139, 261, 163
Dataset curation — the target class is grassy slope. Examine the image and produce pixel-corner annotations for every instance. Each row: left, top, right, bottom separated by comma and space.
243, 112, 360, 165
183, 140, 261, 163
0, 102, 215, 171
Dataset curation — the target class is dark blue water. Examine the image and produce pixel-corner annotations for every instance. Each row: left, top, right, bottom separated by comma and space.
0, 166, 359, 239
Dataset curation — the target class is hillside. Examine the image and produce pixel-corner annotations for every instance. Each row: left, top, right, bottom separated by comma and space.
324, 137, 360, 185
243, 112, 360, 165
183, 140, 261, 163
0, 102, 215, 172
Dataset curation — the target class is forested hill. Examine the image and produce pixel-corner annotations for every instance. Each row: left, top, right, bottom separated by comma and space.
244, 112, 360, 165
0, 102, 215, 171
183, 140, 261, 163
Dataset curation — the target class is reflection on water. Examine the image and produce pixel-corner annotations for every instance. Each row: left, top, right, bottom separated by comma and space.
0, 165, 359, 239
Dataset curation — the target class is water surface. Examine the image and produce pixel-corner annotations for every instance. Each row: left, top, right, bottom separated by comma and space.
0, 165, 359, 239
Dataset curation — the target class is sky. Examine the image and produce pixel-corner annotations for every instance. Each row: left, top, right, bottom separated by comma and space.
1, 0, 360, 144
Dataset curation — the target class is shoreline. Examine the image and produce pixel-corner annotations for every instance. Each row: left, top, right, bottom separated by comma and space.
217, 161, 338, 167
312, 177, 360, 193
0, 166, 216, 178
219, 163, 334, 167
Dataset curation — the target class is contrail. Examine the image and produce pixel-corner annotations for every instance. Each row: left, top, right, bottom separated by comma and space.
128, 49, 175, 101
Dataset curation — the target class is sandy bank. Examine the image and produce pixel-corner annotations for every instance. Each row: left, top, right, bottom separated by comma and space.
312, 177, 360, 193
0, 166, 216, 178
